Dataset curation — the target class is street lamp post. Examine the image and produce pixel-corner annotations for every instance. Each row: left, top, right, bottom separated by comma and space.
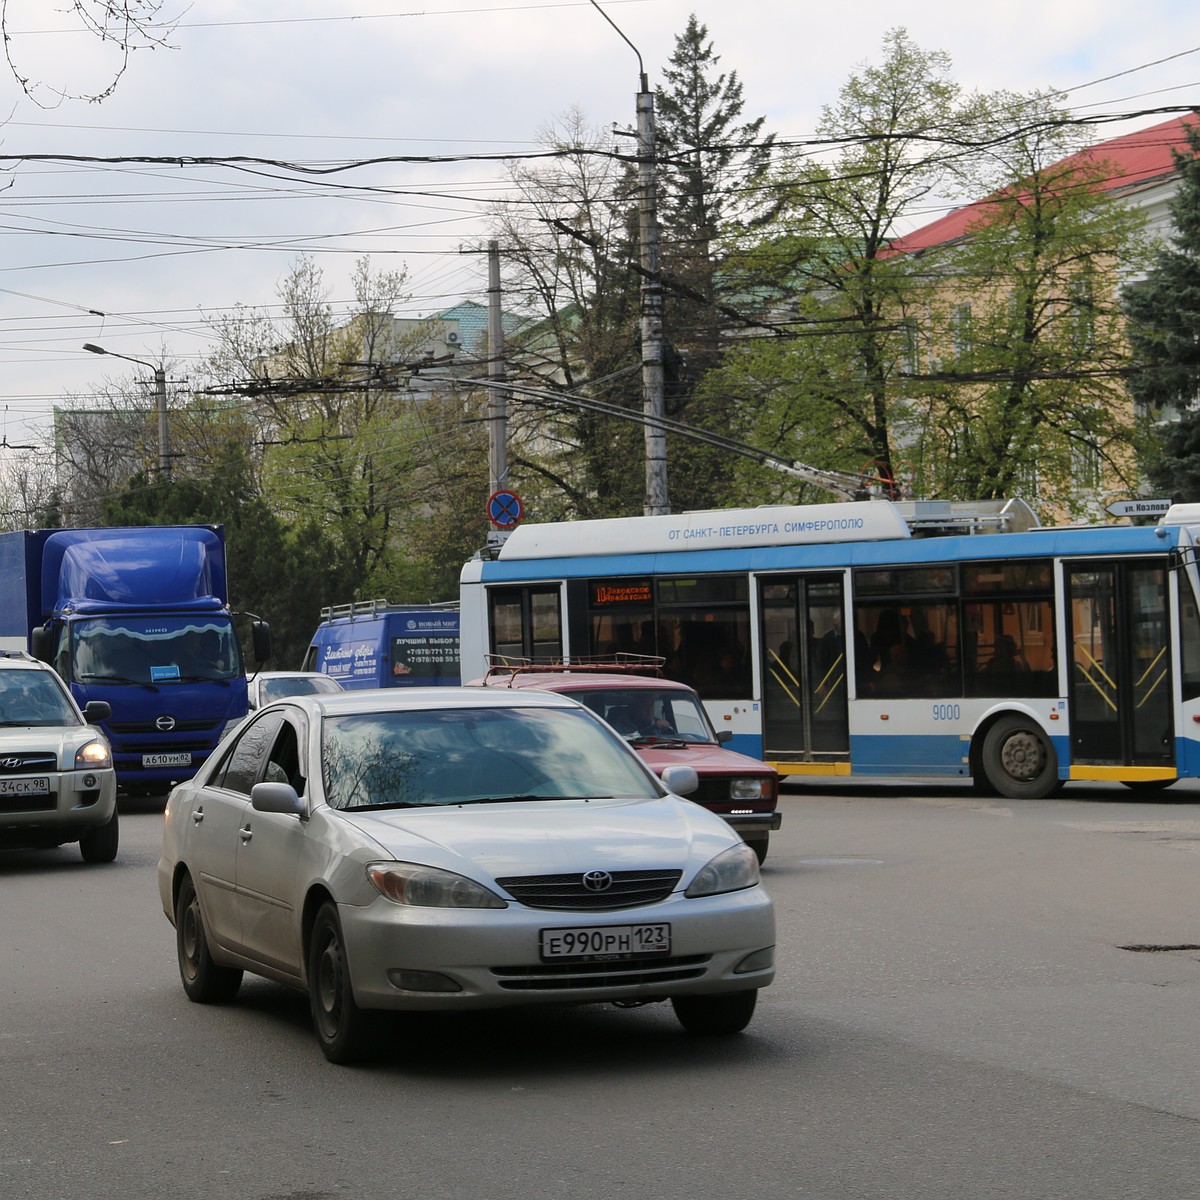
83, 343, 171, 479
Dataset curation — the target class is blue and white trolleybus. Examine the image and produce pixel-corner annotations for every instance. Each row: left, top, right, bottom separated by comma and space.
460, 498, 1200, 797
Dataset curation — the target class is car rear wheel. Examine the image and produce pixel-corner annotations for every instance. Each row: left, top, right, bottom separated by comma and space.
176, 874, 242, 1003
79, 809, 119, 863
671, 988, 758, 1035
308, 902, 377, 1065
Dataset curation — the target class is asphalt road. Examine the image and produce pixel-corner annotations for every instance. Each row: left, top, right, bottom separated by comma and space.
3, 782, 1199, 1200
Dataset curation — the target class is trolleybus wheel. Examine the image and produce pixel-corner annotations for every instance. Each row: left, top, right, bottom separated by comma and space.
980, 716, 1060, 800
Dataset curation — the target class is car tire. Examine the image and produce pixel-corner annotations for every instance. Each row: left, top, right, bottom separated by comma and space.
79, 808, 119, 863
175, 874, 243, 1003
308, 901, 377, 1065
744, 835, 769, 865
980, 715, 1061, 799
671, 988, 758, 1035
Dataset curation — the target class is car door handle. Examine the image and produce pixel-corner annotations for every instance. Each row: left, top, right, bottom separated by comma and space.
240, 824, 253, 842
192, 808, 204, 823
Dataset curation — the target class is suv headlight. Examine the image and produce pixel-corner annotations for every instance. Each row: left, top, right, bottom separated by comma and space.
730, 777, 765, 800
685, 842, 760, 897
367, 862, 508, 909
75, 740, 111, 769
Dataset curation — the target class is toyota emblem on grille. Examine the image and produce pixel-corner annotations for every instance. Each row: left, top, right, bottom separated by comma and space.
581, 870, 613, 892
155, 715, 177, 732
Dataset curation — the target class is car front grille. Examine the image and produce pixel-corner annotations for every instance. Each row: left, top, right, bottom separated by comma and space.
490, 954, 710, 991
495, 869, 683, 911
0, 752, 57, 775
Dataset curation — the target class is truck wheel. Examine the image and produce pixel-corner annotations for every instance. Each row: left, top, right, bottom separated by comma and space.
672, 989, 758, 1035
176, 874, 242, 1003
980, 716, 1060, 800
79, 809, 119, 863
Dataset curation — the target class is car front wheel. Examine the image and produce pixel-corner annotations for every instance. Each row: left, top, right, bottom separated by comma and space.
176, 874, 242, 1003
308, 902, 377, 1065
79, 808, 119, 863
671, 989, 758, 1035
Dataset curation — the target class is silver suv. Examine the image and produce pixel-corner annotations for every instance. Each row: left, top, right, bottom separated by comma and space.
0, 651, 118, 862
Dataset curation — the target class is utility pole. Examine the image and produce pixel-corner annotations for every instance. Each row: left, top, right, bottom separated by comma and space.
588, 0, 669, 516
637, 74, 669, 516
153, 364, 170, 479
486, 239, 508, 496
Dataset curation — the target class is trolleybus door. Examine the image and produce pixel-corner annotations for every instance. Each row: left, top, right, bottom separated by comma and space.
759, 575, 849, 759
1065, 561, 1173, 767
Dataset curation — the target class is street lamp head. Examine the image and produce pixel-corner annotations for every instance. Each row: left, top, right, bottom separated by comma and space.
82, 343, 107, 355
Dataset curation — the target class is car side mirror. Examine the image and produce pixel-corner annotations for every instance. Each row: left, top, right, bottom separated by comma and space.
83, 700, 112, 722
660, 765, 699, 796
250, 780, 305, 817
716, 729, 733, 744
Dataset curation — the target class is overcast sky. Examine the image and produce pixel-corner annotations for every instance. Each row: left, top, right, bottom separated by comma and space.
0, 0, 1196, 452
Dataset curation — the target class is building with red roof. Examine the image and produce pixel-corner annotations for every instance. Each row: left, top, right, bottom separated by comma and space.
889, 114, 1197, 259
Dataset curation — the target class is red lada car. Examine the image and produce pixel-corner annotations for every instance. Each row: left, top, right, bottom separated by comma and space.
475, 664, 781, 862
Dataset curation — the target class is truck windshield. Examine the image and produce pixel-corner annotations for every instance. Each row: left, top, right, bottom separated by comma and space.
71, 616, 243, 685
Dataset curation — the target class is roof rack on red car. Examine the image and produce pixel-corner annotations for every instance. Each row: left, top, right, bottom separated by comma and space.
481, 653, 665, 686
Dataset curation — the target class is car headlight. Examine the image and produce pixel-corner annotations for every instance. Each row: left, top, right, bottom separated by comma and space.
730, 777, 765, 800
685, 842, 760, 897
367, 862, 508, 909
75, 739, 111, 770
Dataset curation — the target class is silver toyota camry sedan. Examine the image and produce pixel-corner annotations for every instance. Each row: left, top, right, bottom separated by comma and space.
157, 687, 775, 1063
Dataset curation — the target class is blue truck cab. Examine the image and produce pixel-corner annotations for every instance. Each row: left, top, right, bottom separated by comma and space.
302, 600, 459, 689
0, 525, 269, 793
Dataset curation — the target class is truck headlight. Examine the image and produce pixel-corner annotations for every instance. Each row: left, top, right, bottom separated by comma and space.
75, 740, 111, 770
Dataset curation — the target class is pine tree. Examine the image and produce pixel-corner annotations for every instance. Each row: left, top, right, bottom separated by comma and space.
654, 14, 777, 507
1124, 118, 1200, 498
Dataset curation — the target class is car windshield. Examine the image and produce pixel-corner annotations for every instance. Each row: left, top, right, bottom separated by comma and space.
259, 676, 340, 704
322, 706, 659, 810
569, 688, 715, 743
0, 671, 79, 727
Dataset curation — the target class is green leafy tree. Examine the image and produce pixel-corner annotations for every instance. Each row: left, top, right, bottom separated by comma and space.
910, 93, 1151, 517
99, 445, 356, 667
707, 29, 974, 500
1124, 119, 1200, 499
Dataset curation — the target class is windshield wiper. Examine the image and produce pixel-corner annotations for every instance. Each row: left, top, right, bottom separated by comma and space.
628, 735, 690, 748
78, 672, 157, 690
455, 794, 599, 804
173, 673, 232, 684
